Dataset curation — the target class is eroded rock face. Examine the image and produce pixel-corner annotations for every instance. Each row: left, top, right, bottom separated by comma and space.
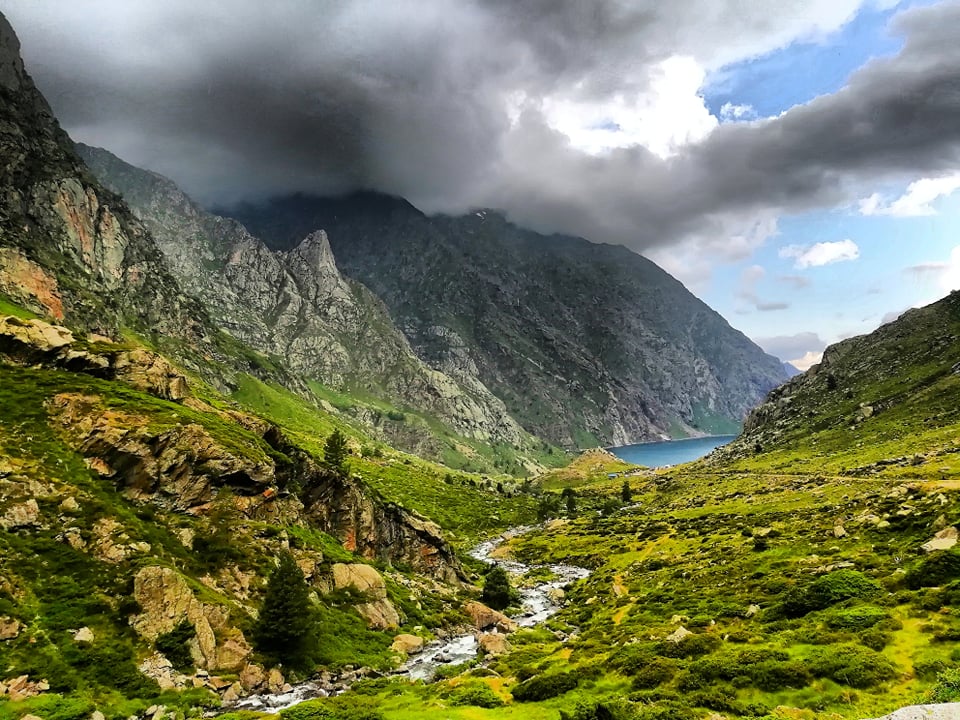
131, 566, 251, 672
302, 462, 465, 583
0, 316, 192, 401
77, 144, 526, 448
331, 563, 400, 629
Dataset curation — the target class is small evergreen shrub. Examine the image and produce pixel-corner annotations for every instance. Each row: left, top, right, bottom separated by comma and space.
449, 682, 504, 708
511, 671, 579, 702
825, 605, 887, 630
155, 619, 196, 673
906, 547, 960, 589
782, 570, 881, 617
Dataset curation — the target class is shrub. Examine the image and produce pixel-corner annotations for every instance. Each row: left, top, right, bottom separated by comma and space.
825, 605, 887, 630
905, 547, 960, 589
782, 570, 881, 617
632, 658, 677, 689
450, 682, 504, 708
656, 633, 720, 658
511, 671, 579, 702
155, 619, 196, 673
929, 668, 960, 702
808, 645, 896, 688
280, 697, 384, 720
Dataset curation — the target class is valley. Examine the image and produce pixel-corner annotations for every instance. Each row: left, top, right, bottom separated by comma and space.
0, 7, 959, 720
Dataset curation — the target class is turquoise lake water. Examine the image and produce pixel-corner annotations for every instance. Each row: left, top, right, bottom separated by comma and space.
608, 434, 737, 468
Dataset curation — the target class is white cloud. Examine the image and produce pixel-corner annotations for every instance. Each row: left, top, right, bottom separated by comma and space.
859, 173, 960, 216
719, 102, 757, 122
908, 245, 960, 294
789, 350, 824, 371
754, 331, 826, 361
541, 56, 718, 158
779, 239, 860, 269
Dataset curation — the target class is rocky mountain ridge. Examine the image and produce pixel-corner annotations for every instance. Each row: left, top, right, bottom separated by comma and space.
75, 145, 525, 449
226, 193, 787, 447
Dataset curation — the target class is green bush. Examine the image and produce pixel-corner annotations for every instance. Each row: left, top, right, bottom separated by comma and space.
808, 645, 896, 688
449, 682, 504, 708
782, 570, 881, 617
825, 605, 887, 630
279, 696, 384, 720
155, 619, 196, 673
511, 671, 579, 702
906, 547, 960, 589
929, 668, 960, 702
0, 694, 94, 720
632, 658, 677, 689
656, 633, 720, 658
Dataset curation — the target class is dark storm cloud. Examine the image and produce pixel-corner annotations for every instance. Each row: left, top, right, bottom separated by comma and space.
3, 0, 960, 255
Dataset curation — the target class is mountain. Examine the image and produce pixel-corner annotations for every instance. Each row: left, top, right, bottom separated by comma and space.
782, 361, 802, 378
75, 145, 528, 455
715, 290, 960, 474
224, 194, 787, 448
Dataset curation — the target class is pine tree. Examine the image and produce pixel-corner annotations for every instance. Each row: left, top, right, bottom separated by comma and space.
253, 550, 315, 668
562, 487, 577, 515
323, 428, 350, 476
480, 565, 513, 611
620, 480, 632, 503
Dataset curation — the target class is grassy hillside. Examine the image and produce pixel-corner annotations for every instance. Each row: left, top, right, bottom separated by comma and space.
297, 294, 960, 720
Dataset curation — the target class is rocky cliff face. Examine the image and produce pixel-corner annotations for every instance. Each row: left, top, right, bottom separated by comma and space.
3, 314, 464, 582
77, 145, 524, 447
227, 193, 787, 447
0, 15, 205, 341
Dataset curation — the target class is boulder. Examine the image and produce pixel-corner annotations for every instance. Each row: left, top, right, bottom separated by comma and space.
267, 668, 285, 694
745, 604, 761, 618
0, 616, 21, 640
464, 601, 517, 633
239, 663, 266, 692
332, 563, 387, 598
666, 626, 693, 644
0, 499, 40, 530
355, 600, 400, 630
478, 632, 512, 656
390, 634, 424, 654
73, 627, 94, 643
221, 682, 243, 704
59, 496, 80, 513
922, 526, 958, 553
547, 588, 565, 604
131, 566, 251, 671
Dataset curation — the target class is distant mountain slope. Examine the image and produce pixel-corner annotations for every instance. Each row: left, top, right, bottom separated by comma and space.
714, 291, 960, 477
76, 145, 526, 449
226, 193, 787, 447
782, 361, 802, 378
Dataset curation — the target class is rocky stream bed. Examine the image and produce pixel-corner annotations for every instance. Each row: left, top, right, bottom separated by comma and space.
230, 527, 590, 713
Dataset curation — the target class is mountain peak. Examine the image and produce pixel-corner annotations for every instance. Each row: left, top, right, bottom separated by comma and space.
288, 229, 337, 272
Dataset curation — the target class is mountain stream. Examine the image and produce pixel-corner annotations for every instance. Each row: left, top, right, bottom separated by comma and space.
232, 526, 590, 713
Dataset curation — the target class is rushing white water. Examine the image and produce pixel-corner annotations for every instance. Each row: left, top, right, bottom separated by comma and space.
232, 526, 590, 712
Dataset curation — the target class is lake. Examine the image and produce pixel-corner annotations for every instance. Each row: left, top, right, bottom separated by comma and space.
608, 434, 737, 468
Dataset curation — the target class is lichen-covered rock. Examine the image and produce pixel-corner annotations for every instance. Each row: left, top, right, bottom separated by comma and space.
0, 499, 40, 530
464, 601, 517, 633
478, 632, 512, 656
390, 634, 424, 654
131, 566, 251, 672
